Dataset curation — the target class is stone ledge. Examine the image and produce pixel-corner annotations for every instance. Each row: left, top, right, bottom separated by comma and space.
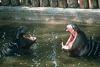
0, 6, 100, 24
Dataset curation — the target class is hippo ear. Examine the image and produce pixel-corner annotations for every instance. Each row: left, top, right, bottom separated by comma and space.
16, 26, 27, 39
71, 24, 80, 32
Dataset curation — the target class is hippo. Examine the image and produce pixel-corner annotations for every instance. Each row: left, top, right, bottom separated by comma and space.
62, 23, 100, 57
15, 26, 37, 49
0, 26, 37, 58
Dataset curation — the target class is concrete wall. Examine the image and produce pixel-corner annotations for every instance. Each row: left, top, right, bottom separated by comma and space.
0, 6, 100, 24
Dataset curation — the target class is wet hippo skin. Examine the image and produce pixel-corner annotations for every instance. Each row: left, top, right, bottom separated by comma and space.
0, 26, 37, 57
15, 26, 37, 49
62, 24, 100, 57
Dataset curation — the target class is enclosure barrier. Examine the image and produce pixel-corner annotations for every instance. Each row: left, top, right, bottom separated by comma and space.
0, 0, 100, 9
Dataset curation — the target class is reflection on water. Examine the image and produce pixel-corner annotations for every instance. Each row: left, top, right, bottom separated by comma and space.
0, 22, 100, 67
49, 32, 58, 67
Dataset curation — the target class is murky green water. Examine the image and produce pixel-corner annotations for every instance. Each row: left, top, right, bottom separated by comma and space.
0, 22, 100, 67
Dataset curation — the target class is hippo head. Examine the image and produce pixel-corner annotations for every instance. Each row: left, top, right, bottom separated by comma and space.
16, 26, 37, 49
63, 23, 89, 56
65, 23, 80, 33
64, 23, 81, 49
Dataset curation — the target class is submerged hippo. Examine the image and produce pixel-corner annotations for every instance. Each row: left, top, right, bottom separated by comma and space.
15, 26, 37, 49
0, 26, 36, 57
62, 23, 100, 57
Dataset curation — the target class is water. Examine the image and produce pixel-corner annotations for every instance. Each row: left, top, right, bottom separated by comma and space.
0, 22, 100, 67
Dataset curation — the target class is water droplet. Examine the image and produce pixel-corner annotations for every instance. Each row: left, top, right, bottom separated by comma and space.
72, 64, 75, 66
78, 63, 80, 65
31, 65, 34, 67
55, 36, 58, 39
20, 62, 23, 64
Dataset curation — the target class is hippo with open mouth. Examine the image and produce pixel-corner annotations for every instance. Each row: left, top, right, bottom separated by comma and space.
0, 26, 37, 57
62, 23, 100, 57
15, 26, 37, 49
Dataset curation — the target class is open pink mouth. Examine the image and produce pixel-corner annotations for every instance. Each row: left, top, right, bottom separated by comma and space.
66, 32, 77, 49
23, 34, 37, 42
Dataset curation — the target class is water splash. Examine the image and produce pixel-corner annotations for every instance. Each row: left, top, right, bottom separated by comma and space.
1, 32, 6, 42
50, 44, 58, 67
31, 42, 40, 67
32, 59, 40, 67
49, 32, 58, 67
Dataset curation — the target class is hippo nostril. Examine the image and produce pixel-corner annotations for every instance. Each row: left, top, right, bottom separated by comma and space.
34, 37, 36, 39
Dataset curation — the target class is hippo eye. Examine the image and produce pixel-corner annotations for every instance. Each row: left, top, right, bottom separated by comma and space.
67, 25, 73, 29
